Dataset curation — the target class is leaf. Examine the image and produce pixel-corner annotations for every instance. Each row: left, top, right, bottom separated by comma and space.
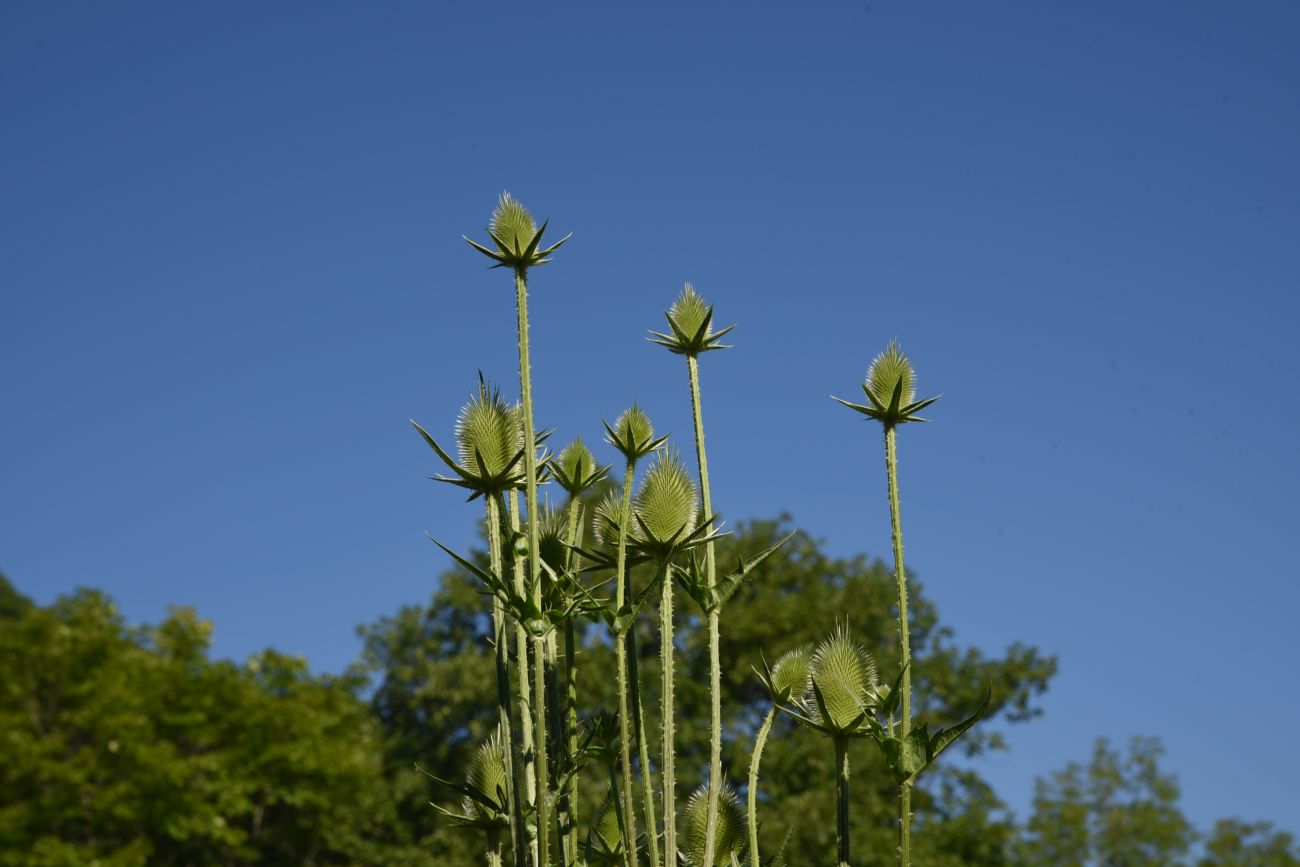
926, 685, 991, 763
712, 533, 794, 609
879, 660, 910, 720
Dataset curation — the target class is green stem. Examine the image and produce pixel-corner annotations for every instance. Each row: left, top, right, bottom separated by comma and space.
686, 354, 722, 867
563, 499, 585, 865
658, 557, 677, 866
884, 425, 911, 867
514, 267, 550, 867
487, 496, 525, 867
746, 707, 775, 867
508, 490, 537, 858
613, 460, 639, 867
627, 601, 661, 867
486, 834, 504, 867
834, 738, 851, 867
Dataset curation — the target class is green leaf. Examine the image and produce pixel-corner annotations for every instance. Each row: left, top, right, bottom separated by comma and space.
711, 533, 794, 609
926, 685, 992, 763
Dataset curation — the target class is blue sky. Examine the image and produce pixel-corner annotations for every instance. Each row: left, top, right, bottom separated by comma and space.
3, 0, 1298, 835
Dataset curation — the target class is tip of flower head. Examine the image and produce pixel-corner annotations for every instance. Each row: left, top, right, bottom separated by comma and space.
865, 339, 916, 408
490, 191, 537, 252
809, 623, 879, 731
670, 282, 711, 335
683, 779, 745, 866
768, 645, 814, 702
606, 403, 659, 460
650, 281, 735, 356
554, 436, 600, 494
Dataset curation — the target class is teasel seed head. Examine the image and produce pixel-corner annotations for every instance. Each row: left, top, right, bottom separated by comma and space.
807, 624, 880, 735
464, 191, 571, 272
603, 403, 666, 464
683, 779, 746, 866
465, 731, 509, 824
648, 282, 735, 356
455, 385, 524, 482
592, 489, 636, 551
633, 449, 699, 558
832, 339, 940, 426
587, 790, 625, 864
550, 436, 608, 496
767, 645, 814, 705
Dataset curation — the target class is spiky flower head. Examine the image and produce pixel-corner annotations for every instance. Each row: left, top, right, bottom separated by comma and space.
649, 282, 735, 356
633, 450, 699, 558
550, 437, 608, 495
586, 791, 625, 864
412, 377, 526, 500
807, 625, 879, 735
455, 387, 524, 482
682, 780, 746, 866
766, 645, 814, 705
832, 339, 940, 427
464, 191, 570, 272
603, 403, 666, 463
533, 504, 571, 580
592, 489, 635, 551
466, 732, 509, 818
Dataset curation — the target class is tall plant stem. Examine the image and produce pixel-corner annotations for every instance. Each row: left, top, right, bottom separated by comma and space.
507, 492, 537, 838
686, 355, 723, 867
613, 461, 640, 867
486, 833, 504, 867
746, 707, 775, 867
487, 495, 525, 867
562, 499, 585, 864
884, 425, 911, 867
626, 627, 661, 867
834, 738, 851, 867
514, 267, 550, 866
657, 557, 678, 866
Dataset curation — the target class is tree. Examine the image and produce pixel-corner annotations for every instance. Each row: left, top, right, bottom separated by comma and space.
359, 513, 1059, 866
1200, 819, 1300, 867
0, 587, 434, 867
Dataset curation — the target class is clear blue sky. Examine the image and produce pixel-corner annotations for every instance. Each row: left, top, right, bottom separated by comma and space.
3, 0, 1297, 836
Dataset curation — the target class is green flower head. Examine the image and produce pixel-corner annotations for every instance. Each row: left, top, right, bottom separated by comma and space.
766, 645, 814, 705
832, 339, 940, 427
464, 191, 570, 272
648, 282, 735, 356
603, 403, 666, 463
586, 791, 625, 864
466, 731, 509, 818
412, 376, 527, 500
807, 625, 879, 735
633, 450, 699, 558
550, 436, 608, 496
592, 490, 636, 552
682, 780, 746, 866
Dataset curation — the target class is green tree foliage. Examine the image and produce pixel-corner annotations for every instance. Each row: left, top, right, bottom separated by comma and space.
1199, 820, 1300, 867
0, 588, 434, 867
360, 513, 1059, 866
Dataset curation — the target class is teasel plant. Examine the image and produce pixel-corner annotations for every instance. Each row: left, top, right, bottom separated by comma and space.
748, 647, 812, 867
600, 405, 666, 867
832, 342, 988, 867
681, 780, 747, 867
411, 375, 532, 867
548, 438, 609, 861
463, 192, 571, 866
426, 732, 513, 867
647, 283, 734, 866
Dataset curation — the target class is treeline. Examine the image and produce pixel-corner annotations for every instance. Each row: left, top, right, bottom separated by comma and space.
1, 521, 1294, 866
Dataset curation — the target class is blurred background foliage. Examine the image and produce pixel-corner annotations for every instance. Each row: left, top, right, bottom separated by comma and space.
2, 514, 1295, 866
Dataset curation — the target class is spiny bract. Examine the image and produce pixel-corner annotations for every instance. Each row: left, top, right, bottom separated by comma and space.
865, 339, 916, 409
455, 388, 523, 479
592, 490, 635, 550
768, 645, 813, 704
490, 192, 537, 252
808, 625, 879, 733
682, 780, 746, 866
634, 451, 698, 547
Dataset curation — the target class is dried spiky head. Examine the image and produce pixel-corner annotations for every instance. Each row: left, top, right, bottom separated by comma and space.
682, 780, 746, 866
634, 450, 698, 556
808, 625, 879, 734
768, 645, 813, 705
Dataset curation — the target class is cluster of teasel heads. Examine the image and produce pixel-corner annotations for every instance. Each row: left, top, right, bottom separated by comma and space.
414, 194, 989, 867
